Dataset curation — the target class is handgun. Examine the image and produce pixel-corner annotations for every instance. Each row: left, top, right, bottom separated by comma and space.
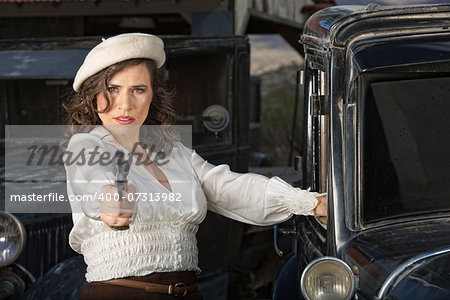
111, 150, 131, 230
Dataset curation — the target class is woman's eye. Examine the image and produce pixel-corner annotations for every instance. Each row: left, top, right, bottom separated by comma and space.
107, 87, 118, 93
134, 88, 145, 94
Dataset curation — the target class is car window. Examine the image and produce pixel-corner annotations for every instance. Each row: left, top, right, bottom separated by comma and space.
362, 76, 450, 223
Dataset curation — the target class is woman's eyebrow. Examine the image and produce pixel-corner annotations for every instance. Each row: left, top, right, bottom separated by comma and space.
106, 84, 148, 88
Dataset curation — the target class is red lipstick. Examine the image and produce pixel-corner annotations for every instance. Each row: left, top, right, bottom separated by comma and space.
114, 116, 135, 125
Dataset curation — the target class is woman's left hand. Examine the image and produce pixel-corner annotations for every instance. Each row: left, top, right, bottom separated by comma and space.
314, 194, 327, 225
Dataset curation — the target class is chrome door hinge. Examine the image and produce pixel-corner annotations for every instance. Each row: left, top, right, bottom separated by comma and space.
310, 94, 330, 116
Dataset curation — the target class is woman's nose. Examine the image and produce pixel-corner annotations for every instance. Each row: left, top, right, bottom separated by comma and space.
117, 91, 132, 111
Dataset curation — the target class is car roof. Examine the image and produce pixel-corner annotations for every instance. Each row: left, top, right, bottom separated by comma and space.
301, 4, 450, 50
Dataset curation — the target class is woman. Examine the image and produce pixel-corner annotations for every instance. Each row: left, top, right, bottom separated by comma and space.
63, 33, 327, 299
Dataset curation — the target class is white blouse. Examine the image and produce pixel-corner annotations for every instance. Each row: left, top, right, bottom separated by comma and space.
65, 126, 319, 282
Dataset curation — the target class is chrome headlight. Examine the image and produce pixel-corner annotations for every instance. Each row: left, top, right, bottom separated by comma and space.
0, 212, 26, 267
301, 256, 356, 300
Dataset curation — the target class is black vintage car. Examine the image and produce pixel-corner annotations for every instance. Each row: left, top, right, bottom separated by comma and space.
273, 4, 450, 300
0, 35, 256, 299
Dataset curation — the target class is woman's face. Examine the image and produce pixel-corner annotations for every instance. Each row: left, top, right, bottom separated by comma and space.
96, 62, 153, 126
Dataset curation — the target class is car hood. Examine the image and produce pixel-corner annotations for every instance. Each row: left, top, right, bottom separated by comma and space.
341, 219, 450, 299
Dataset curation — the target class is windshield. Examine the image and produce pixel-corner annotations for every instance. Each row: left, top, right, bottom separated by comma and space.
362, 76, 450, 223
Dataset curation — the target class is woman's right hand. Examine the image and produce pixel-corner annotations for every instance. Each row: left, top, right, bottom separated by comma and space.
314, 194, 327, 226
99, 184, 137, 228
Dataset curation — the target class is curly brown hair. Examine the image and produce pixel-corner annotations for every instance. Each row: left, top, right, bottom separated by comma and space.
61, 58, 178, 151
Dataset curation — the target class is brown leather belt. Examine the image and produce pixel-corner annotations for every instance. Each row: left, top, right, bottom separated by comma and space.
102, 278, 197, 297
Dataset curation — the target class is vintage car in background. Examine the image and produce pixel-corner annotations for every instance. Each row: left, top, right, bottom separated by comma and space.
273, 4, 450, 300
0, 35, 273, 299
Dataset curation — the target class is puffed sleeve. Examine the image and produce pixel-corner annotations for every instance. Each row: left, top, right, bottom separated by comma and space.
188, 146, 320, 226
65, 133, 116, 252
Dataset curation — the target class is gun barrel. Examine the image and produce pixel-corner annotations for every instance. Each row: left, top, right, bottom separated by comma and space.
112, 150, 131, 230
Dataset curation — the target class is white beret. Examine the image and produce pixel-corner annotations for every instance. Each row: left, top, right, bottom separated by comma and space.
73, 33, 165, 92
